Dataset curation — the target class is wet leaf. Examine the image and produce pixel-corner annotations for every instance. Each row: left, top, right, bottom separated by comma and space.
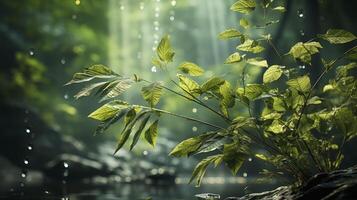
178, 62, 204, 76
318, 29, 356, 44
230, 0, 256, 14
263, 65, 283, 83
141, 82, 163, 107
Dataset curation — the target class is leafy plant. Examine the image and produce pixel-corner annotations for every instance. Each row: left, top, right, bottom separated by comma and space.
66, 0, 357, 186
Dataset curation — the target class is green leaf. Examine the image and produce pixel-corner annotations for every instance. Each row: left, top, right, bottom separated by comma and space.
177, 74, 200, 95
157, 35, 175, 63
170, 133, 215, 157
267, 120, 285, 134
114, 111, 148, 154
272, 6, 286, 12
307, 96, 322, 105
263, 65, 283, 84
240, 18, 249, 29
145, 120, 159, 147
237, 39, 264, 53
286, 75, 311, 92
74, 81, 108, 99
246, 57, 268, 67
130, 115, 151, 150
190, 155, 224, 186
224, 52, 242, 64
178, 62, 204, 76
230, 0, 256, 14
222, 142, 247, 175
318, 29, 356, 44
219, 81, 235, 117
244, 84, 264, 100
273, 97, 286, 112
346, 46, 357, 60
88, 100, 129, 121
200, 77, 225, 93
94, 110, 127, 135
218, 29, 242, 40
65, 64, 118, 85
100, 78, 134, 102
288, 42, 322, 64
141, 82, 163, 107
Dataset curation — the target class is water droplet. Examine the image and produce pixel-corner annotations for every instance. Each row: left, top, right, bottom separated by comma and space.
171, 0, 177, 6
27, 145, 33, 151
299, 65, 306, 69
192, 108, 197, 113
152, 46, 156, 52
21, 171, 27, 178
63, 162, 69, 168
155, 7, 160, 12
64, 94, 69, 100
75, 0, 80, 6
203, 96, 209, 101
120, 5, 125, 10
28, 49, 35, 56
151, 66, 157, 73
169, 16, 175, 21
155, 13, 160, 18
154, 26, 159, 31
61, 197, 69, 200
60, 58, 66, 65
44, 190, 50, 194
299, 30, 305, 36
139, 2, 144, 10
143, 150, 148, 156
24, 159, 29, 165
192, 126, 198, 132
25, 128, 31, 134
248, 158, 252, 162
154, 40, 158, 44
243, 172, 248, 177
297, 9, 304, 18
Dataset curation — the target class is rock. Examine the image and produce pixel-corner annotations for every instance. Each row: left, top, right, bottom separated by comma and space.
225, 165, 357, 200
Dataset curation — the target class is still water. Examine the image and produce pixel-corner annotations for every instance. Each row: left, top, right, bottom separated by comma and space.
1, 178, 279, 200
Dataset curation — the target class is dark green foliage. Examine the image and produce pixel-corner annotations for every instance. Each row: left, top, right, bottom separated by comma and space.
67, 0, 357, 187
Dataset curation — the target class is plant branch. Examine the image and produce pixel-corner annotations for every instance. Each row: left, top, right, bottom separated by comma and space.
135, 105, 225, 130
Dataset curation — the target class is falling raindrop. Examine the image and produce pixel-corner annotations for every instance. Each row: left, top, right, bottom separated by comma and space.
151, 66, 157, 73
192, 126, 198, 132
154, 26, 159, 31
192, 108, 197, 113
24, 159, 29, 165
155, 13, 160, 18
243, 172, 248, 177
299, 65, 306, 69
120, 5, 125, 10
248, 158, 252, 162
27, 144, 33, 151
155, 7, 160, 12
143, 150, 148, 156
44, 190, 50, 194
171, 0, 177, 6
21, 171, 27, 178
139, 2, 144, 10
60, 58, 66, 65
299, 30, 305, 36
75, 0, 80, 6
63, 162, 69, 168
28, 49, 35, 56
154, 40, 158, 44
64, 94, 69, 100
169, 16, 175, 21
203, 96, 209, 101
152, 46, 156, 52
297, 9, 304, 18
25, 128, 31, 134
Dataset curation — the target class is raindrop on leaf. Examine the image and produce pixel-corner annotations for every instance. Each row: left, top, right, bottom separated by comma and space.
28, 49, 35, 56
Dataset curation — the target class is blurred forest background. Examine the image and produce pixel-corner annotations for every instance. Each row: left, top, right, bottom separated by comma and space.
0, 0, 356, 199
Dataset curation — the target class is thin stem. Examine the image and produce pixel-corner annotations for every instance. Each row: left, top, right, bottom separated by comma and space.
268, 39, 282, 60
170, 79, 232, 122
135, 105, 226, 130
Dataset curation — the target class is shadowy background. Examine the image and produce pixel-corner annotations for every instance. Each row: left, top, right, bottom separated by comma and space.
0, 0, 356, 199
